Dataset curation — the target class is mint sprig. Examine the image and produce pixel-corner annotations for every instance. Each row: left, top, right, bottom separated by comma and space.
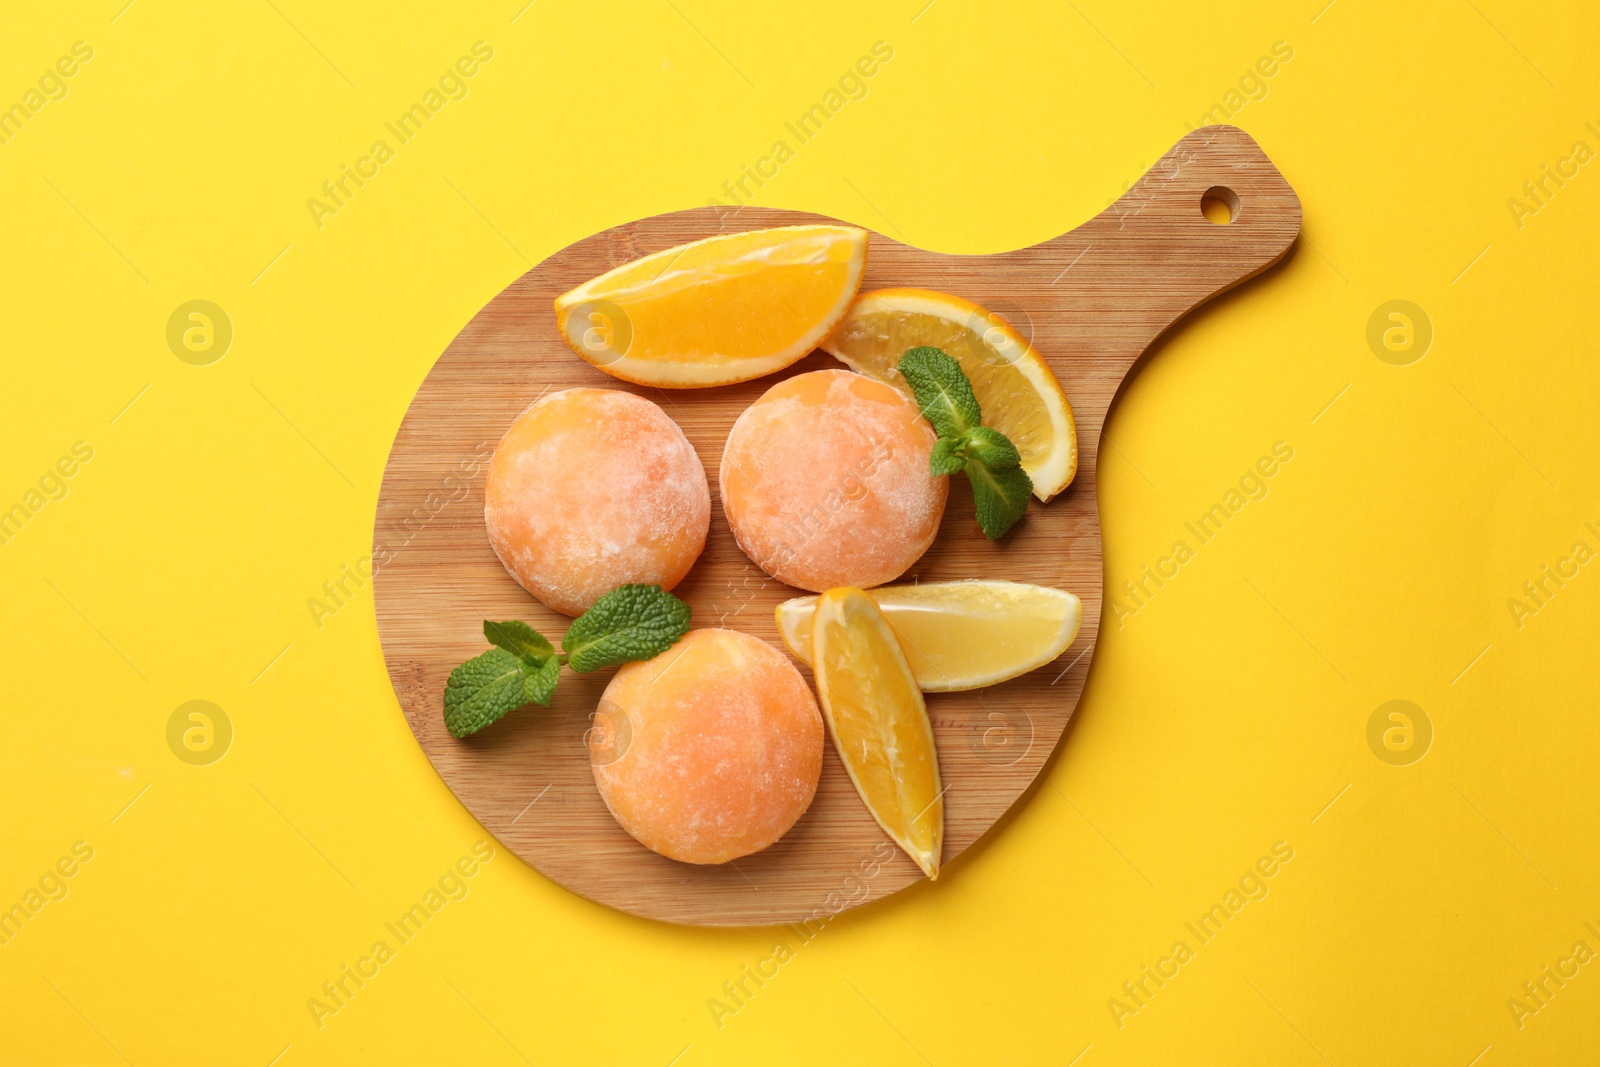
898, 346, 1033, 539
443, 584, 691, 738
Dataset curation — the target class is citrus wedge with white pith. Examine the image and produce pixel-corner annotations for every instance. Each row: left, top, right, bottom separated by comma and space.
822, 288, 1076, 500
554, 225, 867, 388
778, 581, 1080, 692
811, 587, 943, 879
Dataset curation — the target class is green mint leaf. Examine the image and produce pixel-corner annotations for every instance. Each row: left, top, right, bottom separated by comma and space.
967, 460, 1033, 540
897, 347, 981, 440
562, 584, 692, 673
444, 648, 531, 738
896, 346, 1033, 537
962, 425, 1022, 469
521, 654, 562, 707
483, 619, 555, 663
930, 436, 968, 477
444, 590, 688, 737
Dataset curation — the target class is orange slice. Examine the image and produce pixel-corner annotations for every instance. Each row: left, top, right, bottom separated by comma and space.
822, 288, 1076, 500
554, 225, 867, 388
811, 586, 943, 878
778, 580, 1080, 692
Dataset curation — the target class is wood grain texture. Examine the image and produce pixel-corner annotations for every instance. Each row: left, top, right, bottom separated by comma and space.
373, 126, 1301, 926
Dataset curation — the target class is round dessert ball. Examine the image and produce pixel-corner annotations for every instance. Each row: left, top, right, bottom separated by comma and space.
591, 628, 823, 865
486, 388, 709, 616
720, 369, 947, 591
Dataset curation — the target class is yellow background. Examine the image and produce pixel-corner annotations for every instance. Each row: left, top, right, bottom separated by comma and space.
3, 1, 1596, 1063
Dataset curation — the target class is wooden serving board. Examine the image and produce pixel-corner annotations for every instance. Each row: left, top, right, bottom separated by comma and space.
373, 126, 1300, 926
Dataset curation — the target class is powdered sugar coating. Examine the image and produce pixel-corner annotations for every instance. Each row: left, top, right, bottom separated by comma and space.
592, 628, 824, 865
720, 369, 947, 591
485, 388, 710, 616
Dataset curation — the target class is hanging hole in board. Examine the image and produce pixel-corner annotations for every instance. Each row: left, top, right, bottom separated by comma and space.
1201, 186, 1239, 225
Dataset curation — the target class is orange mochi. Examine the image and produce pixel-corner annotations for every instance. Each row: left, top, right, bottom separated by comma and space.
485, 388, 709, 616
591, 629, 824, 865
720, 369, 947, 591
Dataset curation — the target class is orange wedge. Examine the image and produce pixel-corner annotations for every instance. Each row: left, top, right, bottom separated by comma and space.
811, 587, 943, 878
822, 288, 1076, 500
778, 580, 1081, 692
554, 225, 867, 388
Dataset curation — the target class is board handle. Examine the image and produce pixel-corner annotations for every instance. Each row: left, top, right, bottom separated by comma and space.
1100, 124, 1300, 286
1026, 125, 1302, 365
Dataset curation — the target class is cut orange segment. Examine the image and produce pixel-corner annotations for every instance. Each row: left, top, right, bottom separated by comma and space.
822, 288, 1076, 500
811, 587, 943, 879
555, 225, 867, 388
778, 580, 1080, 692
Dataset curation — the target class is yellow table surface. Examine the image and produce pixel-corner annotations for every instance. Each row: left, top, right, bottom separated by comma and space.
4, 2, 1597, 1063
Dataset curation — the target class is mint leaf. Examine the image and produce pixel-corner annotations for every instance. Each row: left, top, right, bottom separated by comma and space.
443, 586, 692, 737
929, 436, 967, 477
895, 345, 1033, 539
521, 655, 562, 707
897, 347, 981, 439
444, 648, 531, 738
484, 619, 554, 663
962, 425, 1022, 469
968, 460, 1033, 540
563, 584, 691, 673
